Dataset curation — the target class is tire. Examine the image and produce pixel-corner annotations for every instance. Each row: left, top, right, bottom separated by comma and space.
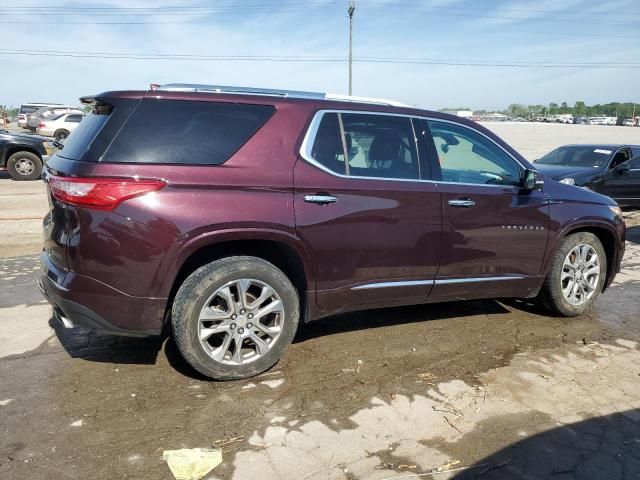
54, 129, 69, 140
172, 256, 300, 380
539, 232, 607, 316
7, 151, 43, 181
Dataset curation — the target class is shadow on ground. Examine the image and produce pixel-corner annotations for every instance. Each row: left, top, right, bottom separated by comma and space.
50, 298, 515, 380
48, 316, 164, 365
452, 409, 640, 479
293, 299, 511, 343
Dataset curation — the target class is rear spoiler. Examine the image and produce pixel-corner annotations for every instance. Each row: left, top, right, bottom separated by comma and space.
79, 96, 97, 105
80, 96, 98, 105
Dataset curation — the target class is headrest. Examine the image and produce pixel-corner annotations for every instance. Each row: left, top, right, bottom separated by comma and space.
369, 132, 404, 163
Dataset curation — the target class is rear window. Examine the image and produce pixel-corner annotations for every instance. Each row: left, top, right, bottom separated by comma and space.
103, 99, 275, 165
58, 104, 111, 160
20, 105, 42, 115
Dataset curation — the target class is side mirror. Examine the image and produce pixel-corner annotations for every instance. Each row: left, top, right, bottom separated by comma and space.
523, 169, 544, 190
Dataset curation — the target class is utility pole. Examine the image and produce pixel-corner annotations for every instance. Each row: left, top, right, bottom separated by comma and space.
348, 1, 355, 96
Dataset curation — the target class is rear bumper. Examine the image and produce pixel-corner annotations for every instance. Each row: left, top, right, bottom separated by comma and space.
38, 252, 166, 337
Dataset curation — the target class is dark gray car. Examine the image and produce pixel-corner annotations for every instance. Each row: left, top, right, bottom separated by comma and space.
535, 144, 640, 207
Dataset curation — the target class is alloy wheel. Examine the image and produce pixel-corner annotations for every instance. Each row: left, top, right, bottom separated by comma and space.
198, 279, 284, 365
561, 244, 600, 306
15, 158, 35, 176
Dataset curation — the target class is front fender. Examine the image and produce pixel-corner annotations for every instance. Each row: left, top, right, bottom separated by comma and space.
541, 209, 625, 289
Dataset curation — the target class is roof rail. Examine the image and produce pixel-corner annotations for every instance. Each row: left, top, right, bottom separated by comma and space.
153, 83, 408, 107
155, 83, 325, 100
325, 93, 409, 108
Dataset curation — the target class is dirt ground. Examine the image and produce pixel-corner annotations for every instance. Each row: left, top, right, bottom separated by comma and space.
1, 123, 640, 479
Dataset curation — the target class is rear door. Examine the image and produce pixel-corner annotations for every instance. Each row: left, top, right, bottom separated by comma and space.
294, 110, 442, 310
421, 119, 550, 300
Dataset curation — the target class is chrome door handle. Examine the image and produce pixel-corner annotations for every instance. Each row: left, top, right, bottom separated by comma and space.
448, 199, 476, 208
304, 194, 337, 205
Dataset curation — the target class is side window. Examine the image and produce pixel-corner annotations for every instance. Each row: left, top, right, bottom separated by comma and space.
630, 156, 640, 169
66, 115, 82, 123
609, 149, 630, 169
341, 113, 419, 179
308, 112, 420, 180
427, 121, 521, 186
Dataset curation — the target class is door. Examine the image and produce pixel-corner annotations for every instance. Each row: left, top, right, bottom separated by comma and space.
421, 119, 550, 300
603, 153, 640, 205
294, 111, 442, 310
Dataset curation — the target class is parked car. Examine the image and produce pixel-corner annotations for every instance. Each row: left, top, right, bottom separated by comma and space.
622, 118, 637, 127
534, 144, 640, 207
17, 103, 64, 128
26, 106, 83, 132
39, 84, 626, 380
36, 112, 84, 140
0, 129, 54, 180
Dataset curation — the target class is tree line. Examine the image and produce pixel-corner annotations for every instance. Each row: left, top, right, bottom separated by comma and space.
500, 102, 640, 119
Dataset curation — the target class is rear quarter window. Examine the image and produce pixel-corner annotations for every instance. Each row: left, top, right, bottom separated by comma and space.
103, 99, 275, 165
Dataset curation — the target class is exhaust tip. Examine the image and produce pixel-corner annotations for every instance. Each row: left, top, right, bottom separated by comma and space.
54, 309, 75, 329
59, 316, 75, 329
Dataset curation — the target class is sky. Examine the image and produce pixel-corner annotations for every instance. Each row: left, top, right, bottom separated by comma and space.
1, 0, 639, 111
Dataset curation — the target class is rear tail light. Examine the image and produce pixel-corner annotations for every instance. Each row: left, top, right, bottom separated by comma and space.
39, 122, 46, 128
48, 176, 166, 211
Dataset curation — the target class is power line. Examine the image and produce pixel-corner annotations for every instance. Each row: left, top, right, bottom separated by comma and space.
3, 1, 640, 17
1, 48, 639, 69
362, 1, 640, 17
359, 10, 638, 26
1, 2, 639, 26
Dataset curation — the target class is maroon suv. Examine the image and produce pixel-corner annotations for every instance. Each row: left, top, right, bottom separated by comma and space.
39, 84, 626, 380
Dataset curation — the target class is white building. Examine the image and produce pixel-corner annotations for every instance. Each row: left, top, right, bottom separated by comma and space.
441, 110, 474, 118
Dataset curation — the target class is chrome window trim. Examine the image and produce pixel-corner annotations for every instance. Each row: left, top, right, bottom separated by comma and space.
299, 109, 528, 186
351, 275, 525, 290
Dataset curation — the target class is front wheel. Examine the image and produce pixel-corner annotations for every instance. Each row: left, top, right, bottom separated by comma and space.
539, 232, 606, 316
172, 256, 300, 380
7, 151, 43, 181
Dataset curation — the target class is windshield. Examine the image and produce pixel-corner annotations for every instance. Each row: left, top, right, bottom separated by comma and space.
536, 146, 612, 167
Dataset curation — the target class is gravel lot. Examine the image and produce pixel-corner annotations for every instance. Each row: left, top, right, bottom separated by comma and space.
1, 123, 640, 480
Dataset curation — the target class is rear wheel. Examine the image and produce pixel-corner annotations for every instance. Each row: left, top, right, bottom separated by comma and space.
7, 151, 42, 181
539, 232, 606, 316
172, 256, 299, 380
